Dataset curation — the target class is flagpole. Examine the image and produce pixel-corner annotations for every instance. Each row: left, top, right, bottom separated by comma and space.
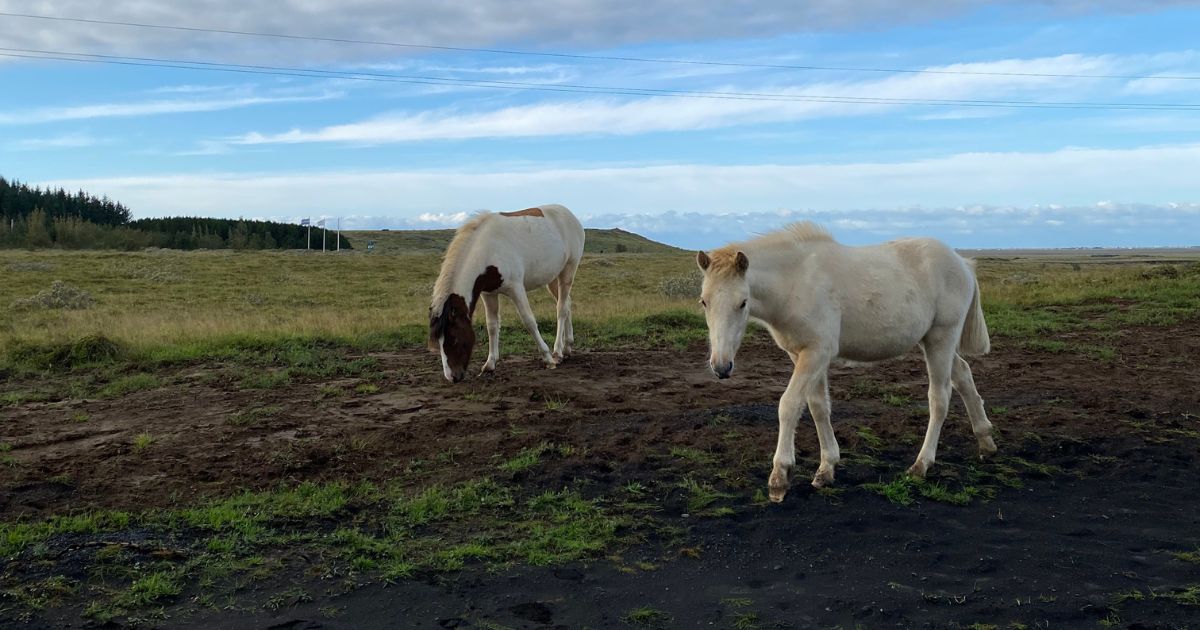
322, 221, 326, 252
306, 219, 311, 251
337, 217, 341, 252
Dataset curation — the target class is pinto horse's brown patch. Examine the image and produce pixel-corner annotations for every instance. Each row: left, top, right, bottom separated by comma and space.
499, 207, 544, 218
471, 265, 503, 314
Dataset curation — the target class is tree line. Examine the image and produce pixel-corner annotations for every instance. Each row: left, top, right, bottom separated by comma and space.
0, 176, 350, 251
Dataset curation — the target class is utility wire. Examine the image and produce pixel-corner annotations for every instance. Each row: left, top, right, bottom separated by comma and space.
2, 10, 1200, 81
4, 47, 1200, 111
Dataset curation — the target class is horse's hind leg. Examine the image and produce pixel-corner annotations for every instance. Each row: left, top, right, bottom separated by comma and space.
480, 293, 501, 374
909, 335, 956, 478
952, 354, 996, 458
552, 265, 577, 360
509, 288, 557, 368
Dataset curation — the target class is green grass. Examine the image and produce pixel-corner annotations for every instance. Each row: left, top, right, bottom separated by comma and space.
1173, 548, 1200, 564
2, 476, 632, 621
226, 404, 283, 426
678, 477, 733, 514
862, 474, 986, 507
855, 426, 884, 450
669, 446, 716, 465
498, 443, 555, 474
543, 397, 570, 411
96, 372, 161, 398
130, 433, 154, 453
0, 248, 703, 372
5, 250, 1192, 384
733, 611, 761, 629
1112, 584, 1200, 607
622, 606, 671, 626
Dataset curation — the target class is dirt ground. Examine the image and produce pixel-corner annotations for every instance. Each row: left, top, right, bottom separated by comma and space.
3, 321, 1200, 628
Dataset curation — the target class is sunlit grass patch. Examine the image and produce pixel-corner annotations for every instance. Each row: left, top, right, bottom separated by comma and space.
862, 474, 987, 507
226, 404, 283, 427
498, 443, 555, 474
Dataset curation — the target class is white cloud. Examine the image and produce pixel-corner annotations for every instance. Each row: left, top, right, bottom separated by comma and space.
0, 91, 342, 125
30, 143, 1200, 232
416, 211, 470, 224
227, 52, 1200, 145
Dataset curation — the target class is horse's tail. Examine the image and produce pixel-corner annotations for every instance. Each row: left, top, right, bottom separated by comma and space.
958, 259, 991, 356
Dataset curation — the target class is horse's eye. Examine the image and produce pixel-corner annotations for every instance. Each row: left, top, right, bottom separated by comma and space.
700, 299, 707, 308
739, 300, 747, 310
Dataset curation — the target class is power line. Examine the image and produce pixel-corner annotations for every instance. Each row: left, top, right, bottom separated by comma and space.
6, 47, 1200, 111
3, 10, 1200, 82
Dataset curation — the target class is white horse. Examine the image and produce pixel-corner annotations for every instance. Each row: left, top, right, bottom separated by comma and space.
429, 204, 584, 383
696, 222, 995, 502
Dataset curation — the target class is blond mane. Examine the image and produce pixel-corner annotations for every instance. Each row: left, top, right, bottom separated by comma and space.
707, 221, 834, 276
431, 212, 493, 309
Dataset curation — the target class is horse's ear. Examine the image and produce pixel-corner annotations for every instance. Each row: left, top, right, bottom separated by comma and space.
696, 251, 711, 272
735, 251, 749, 275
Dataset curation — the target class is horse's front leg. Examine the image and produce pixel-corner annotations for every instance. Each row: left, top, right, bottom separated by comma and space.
479, 293, 500, 374
769, 350, 828, 502
508, 287, 557, 368
806, 372, 839, 488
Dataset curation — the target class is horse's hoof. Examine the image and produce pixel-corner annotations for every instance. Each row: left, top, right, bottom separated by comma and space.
552, 351, 564, 363
478, 365, 495, 376
544, 360, 558, 370
907, 461, 928, 479
977, 436, 997, 460
768, 468, 789, 502
811, 470, 835, 488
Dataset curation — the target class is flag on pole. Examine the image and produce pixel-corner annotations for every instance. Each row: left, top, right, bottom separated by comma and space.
301, 218, 310, 226
317, 218, 326, 227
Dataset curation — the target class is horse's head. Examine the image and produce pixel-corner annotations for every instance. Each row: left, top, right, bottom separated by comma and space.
697, 249, 750, 379
429, 294, 475, 383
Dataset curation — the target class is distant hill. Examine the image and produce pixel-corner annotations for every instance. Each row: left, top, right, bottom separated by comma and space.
343, 226, 681, 254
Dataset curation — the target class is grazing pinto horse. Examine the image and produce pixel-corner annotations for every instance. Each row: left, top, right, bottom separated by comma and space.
696, 222, 996, 502
429, 204, 584, 382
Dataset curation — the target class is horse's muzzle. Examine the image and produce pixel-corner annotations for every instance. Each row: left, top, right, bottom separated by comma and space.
711, 361, 734, 380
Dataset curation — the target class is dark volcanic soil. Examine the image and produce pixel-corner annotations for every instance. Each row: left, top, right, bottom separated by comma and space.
2, 321, 1199, 628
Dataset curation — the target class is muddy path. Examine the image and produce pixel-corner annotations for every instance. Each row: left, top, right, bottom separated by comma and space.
2, 321, 1199, 628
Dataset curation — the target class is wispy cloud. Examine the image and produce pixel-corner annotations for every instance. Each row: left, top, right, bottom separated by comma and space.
229, 53, 1200, 145
0, 91, 343, 125
10, 132, 108, 149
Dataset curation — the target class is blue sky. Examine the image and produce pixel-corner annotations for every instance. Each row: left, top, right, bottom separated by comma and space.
2, 1, 1199, 248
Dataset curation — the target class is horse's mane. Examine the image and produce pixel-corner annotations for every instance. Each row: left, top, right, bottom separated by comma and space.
431, 212, 493, 310
708, 221, 834, 276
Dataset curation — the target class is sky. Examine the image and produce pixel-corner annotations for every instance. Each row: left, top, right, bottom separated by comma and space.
2, 1, 1200, 249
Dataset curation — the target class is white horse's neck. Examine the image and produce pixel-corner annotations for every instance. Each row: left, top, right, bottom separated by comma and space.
744, 241, 821, 327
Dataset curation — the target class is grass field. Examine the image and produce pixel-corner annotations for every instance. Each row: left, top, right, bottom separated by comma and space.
2, 244, 1198, 377
2, 240, 1200, 626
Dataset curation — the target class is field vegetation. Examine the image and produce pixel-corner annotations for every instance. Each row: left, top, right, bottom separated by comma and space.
3, 241, 1198, 380
2, 235, 1199, 626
